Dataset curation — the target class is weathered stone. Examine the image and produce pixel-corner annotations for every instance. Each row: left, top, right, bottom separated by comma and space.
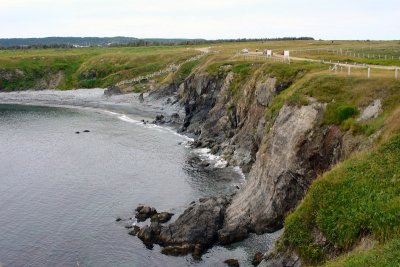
224, 259, 240, 267
357, 99, 382, 121
104, 85, 122, 96
161, 243, 194, 256
259, 251, 301, 267
128, 225, 141, 236
135, 196, 230, 257
158, 212, 174, 223
252, 252, 264, 266
135, 206, 158, 222
222, 103, 342, 235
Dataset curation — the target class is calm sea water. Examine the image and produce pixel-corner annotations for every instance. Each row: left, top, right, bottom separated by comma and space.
0, 103, 279, 267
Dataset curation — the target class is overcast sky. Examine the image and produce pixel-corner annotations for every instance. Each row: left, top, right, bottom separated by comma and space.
0, 0, 399, 40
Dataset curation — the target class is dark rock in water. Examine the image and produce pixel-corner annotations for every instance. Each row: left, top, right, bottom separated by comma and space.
115, 217, 122, 222
161, 243, 194, 256
128, 225, 141, 236
192, 243, 203, 260
200, 161, 210, 167
104, 85, 122, 96
158, 212, 174, 223
83, 130, 90, 133
125, 225, 133, 229
135, 206, 158, 222
169, 113, 181, 124
138, 93, 144, 103
224, 259, 240, 267
153, 114, 166, 124
137, 222, 161, 246
134, 196, 231, 257
171, 113, 180, 119
252, 252, 264, 266
75, 131, 80, 134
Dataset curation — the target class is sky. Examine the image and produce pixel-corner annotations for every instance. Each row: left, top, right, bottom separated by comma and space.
0, 0, 399, 40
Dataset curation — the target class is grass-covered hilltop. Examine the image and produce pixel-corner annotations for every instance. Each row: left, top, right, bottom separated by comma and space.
1, 39, 399, 266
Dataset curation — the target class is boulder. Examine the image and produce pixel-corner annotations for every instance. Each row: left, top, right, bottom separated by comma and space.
158, 212, 174, 223
138, 93, 144, 103
154, 114, 166, 124
357, 99, 382, 121
135, 206, 158, 222
104, 85, 122, 96
134, 196, 231, 257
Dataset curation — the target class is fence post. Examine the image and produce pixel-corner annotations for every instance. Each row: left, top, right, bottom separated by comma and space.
348, 66, 351, 76
368, 67, 371, 79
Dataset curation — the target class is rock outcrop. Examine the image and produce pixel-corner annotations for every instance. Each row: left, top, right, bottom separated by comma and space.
136, 196, 231, 258
220, 103, 343, 238
259, 251, 302, 267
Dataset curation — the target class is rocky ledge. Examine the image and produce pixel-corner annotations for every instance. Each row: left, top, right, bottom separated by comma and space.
133, 196, 232, 259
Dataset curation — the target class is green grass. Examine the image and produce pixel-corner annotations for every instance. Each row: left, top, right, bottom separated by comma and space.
285, 75, 400, 135
0, 46, 199, 90
325, 239, 400, 267
173, 59, 200, 84
280, 133, 400, 265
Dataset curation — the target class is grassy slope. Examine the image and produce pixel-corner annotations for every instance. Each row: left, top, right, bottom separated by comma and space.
0, 46, 198, 90
325, 239, 400, 267
1, 40, 399, 90
280, 131, 400, 266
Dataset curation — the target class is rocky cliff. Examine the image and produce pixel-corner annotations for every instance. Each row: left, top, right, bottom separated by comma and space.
134, 65, 356, 258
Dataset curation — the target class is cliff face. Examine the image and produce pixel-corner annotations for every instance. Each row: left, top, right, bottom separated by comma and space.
220, 104, 343, 238
180, 69, 278, 172
176, 71, 345, 235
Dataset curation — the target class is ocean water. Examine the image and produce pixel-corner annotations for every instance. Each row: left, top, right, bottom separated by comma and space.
0, 103, 279, 267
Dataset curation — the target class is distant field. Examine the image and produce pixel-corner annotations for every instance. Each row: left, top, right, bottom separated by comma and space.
208, 40, 400, 66
0, 40, 399, 91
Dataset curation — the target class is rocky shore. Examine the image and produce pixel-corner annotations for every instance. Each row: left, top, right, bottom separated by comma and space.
124, 66, 369, 265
